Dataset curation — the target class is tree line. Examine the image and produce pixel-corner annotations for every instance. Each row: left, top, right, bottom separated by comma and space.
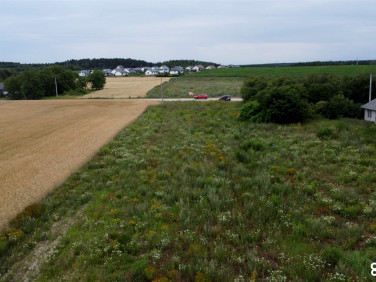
239, 73, 373, 123
3, 66, 105, 100
0, 58, 220, 81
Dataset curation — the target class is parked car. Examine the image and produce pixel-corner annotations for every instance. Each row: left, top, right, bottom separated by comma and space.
194, 94, 208, 99
219, 95, 231, 101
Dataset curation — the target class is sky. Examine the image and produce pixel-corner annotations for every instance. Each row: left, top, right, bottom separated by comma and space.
1, 0, 375, 65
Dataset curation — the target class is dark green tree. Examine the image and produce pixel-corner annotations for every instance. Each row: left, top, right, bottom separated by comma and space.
240, 77, 268, 102
4, 75, 22, 99
41, 66, 78, 96
88, 70, 106, 90
20, 70, 44, 99
322, 94, 355, 119
261, 85, 312, 124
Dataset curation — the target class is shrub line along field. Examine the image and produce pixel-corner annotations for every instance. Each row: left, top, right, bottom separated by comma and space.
0, 99, 158, 231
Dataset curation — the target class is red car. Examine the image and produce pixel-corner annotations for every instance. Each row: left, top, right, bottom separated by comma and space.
194, 94, 208, 99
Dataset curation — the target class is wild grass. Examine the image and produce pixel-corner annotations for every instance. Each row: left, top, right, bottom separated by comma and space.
146, 77, 244, 98
1, 102, 376, 281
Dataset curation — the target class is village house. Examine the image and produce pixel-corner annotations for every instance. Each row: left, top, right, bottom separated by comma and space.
192, 65, 204, 72
205, 65, 216, 70
170, 66, 184, 75
361, 99, 376, 123
145, 69, 159, 76
111, 65, 129, 76
102, 69, 112, 76
79, 70, 91, 77
159, 65, 170, 74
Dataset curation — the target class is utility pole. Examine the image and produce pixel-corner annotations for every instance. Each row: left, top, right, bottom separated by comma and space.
369, 73, 373, 102
160, 77, 163, 102
55, 77, 58, 97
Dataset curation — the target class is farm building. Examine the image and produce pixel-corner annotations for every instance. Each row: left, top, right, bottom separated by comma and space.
361, 99, 376, 123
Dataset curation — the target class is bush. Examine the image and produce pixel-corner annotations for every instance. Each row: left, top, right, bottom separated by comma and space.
322, 94, 354, 119
238, 101, 262, 121
88, 70, 106, 90
241, 140, 266, 151
240, 77, 268, 102
261, 85, 312, 124
317, 128, 335, 139
321, 247, 343, 266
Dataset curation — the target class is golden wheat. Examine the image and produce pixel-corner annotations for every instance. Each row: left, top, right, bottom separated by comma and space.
82, 76, 170, 99
0, 99, 158, 231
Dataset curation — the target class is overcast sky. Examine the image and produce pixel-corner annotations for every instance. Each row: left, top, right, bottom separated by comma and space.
1, 0, 375, 65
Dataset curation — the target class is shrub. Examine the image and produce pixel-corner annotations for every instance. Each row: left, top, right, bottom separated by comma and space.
261, 85, 312, 124
240, 77, 268, 102
321, 247, 343, 266
322, 94, 354, 119
238, 101, 262, 121
317, 128, 335, 139
10, 203, 43, 227
242, 140, 266, 151
88, 70, 106, 90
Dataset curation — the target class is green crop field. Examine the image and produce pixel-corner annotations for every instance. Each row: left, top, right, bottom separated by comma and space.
186, 65, 376, 77
1, 102, 376, 281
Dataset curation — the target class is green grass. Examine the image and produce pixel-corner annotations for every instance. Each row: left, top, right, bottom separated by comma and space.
1, 103, 376, 281
147, 65, 376, 99
187, 65, 376, 77
146, 77, 244, 98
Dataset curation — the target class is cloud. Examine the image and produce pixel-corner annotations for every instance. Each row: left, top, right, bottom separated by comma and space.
0, 0, 375, 64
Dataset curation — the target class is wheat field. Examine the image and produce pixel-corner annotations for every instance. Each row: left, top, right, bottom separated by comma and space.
82, 76, 170, 99
0, 99, 158, 231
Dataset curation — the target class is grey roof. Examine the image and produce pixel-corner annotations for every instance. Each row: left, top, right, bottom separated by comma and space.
361, 99, 376, 110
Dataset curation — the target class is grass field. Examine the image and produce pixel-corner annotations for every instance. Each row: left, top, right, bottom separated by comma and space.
2, 102, 376, 281
82, 77, 171, 99
146, 65, 376, 99
146, 77, 244, 98
0, 99, 158, 232
186, 65, 376, 77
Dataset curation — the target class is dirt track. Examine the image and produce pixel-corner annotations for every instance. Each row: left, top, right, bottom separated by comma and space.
0, 99, 158, 231
82, 77, 170, 99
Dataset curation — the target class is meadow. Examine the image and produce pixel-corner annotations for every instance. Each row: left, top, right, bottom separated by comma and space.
146, 77, 244, 98
1, 102, 376, 281
146, 65, 376, 99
